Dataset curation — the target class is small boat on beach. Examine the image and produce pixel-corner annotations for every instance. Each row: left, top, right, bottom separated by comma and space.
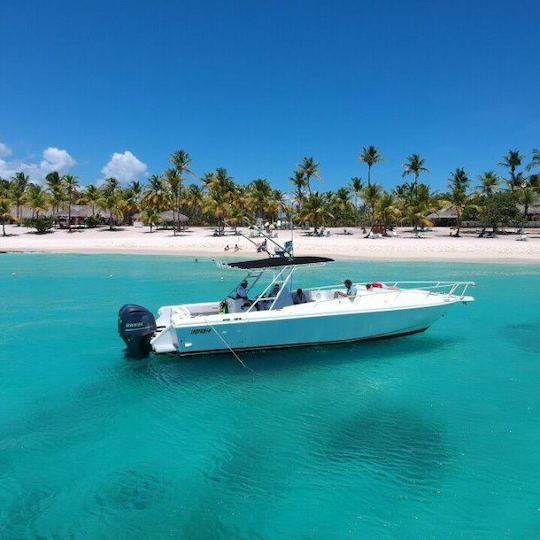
118, 249, 475, 358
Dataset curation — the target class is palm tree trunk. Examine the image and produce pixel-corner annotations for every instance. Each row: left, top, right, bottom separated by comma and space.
367, 166, 371, 187
16, 203, 21, 225
68, 197, 72, 233
173, 198, 177, 236
109, 210, 113, 230
2, 219, 5, 236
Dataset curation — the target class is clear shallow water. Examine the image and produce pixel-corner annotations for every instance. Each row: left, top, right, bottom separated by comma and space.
1, 254, 539, 539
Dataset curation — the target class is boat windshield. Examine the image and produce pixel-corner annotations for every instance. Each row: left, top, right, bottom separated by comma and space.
222, 265, 303, 313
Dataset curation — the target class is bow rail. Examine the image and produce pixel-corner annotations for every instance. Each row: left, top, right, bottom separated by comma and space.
304, 281, 476, 300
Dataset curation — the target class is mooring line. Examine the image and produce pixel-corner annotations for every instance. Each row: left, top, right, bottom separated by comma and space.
204, 317, 253, 372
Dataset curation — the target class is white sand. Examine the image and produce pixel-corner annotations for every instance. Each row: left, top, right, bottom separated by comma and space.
2, 224, 540, 264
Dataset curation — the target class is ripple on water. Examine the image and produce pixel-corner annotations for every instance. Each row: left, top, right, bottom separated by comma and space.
503, 323, 540, 353
1, 480, 58, 538
84, 466, 168, 523
323, 405, 450, 492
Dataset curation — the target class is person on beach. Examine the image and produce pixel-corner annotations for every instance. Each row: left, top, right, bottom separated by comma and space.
224, 244, 230, 251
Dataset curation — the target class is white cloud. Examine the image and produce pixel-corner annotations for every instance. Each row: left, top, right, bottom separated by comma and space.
41, 147, 76, 172
0, 146, 76, 182
0, 142, 12, 158
101, 151, 147, 183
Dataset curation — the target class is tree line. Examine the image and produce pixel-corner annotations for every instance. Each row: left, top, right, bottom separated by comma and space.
1, 147, 539, 236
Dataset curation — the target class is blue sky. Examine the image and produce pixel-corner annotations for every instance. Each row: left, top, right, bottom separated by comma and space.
1, 0, 539, 191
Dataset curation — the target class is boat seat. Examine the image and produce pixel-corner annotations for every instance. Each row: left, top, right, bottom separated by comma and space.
304, 290, 335, 302
225, 298, 251, 313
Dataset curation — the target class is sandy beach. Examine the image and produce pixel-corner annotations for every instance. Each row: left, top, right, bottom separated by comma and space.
2, 224, 539, 263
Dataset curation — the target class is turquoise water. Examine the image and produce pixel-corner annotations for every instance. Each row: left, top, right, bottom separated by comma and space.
1, 254, 539, 539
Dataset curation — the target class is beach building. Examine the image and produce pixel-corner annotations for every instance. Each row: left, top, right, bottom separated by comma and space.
133, 210, 189, 229
429, 200, 540, 228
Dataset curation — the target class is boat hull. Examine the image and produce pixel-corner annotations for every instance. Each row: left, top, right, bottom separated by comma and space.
169, 326, 430, 356
156, 303, 452, 356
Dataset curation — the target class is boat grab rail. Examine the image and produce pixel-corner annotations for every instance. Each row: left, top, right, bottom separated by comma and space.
304, 281, 476, 300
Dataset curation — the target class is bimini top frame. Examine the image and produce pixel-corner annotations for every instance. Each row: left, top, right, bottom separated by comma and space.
220, 256, 334, 313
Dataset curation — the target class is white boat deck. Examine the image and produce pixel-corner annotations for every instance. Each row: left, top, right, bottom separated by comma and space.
156, 282, 474, 329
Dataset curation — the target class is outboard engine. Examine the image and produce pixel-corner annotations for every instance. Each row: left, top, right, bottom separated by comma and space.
118, 304, 157, 357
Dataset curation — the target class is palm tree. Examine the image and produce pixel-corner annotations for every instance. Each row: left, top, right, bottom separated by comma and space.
143, 174, 170, 211
168, 150, 196, 234
376, 193, 401, 231
45, 171, 65, 222
363, 183, 383, 234
183, 184, 204, 224
349, 176, 363, 213
9, 172, 29, 224
477, 171, 501, 236
226, 205, 246, 233
25, 184, 50, 218
121, 181, 142, 224
128, 180, 143, 205
499, 149, 524, 191
332, 187, 354, 224
140, 205, 162, 232
247, 178, 273, 221
516, 185, 535, 228
204, 168, 235, 233
527, 149, 540, 192
100, 177, 123, 230
82, 184, 101, 217
0, 186, 13, 236
298, 157, 320, 195
527, 148, 540, 171
405, 184, 435, 234
402, 154, 429, 203
446, 168, 471, 237
164, 168, 182, 234
359, 146, 383, 187
301, 192, 333, 233
62, 175, 79, 232
290, 169, 307, 209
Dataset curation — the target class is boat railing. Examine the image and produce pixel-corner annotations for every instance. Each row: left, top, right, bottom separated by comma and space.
304, 281, 476, 300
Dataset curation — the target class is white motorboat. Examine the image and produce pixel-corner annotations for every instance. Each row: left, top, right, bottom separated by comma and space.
118, 255, 475, 357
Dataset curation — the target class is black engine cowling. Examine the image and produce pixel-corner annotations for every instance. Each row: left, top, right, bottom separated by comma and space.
118, 304, 157, 357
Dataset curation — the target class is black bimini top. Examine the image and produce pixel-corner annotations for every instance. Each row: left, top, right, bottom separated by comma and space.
226, 256, 334, 270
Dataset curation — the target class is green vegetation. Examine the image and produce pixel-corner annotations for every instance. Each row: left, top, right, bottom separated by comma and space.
22, 216, 55, 234
0, 147, 539, 235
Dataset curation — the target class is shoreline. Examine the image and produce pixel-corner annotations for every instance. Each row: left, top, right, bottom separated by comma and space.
2, 224, 540, 265
3, 247, 540, 266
